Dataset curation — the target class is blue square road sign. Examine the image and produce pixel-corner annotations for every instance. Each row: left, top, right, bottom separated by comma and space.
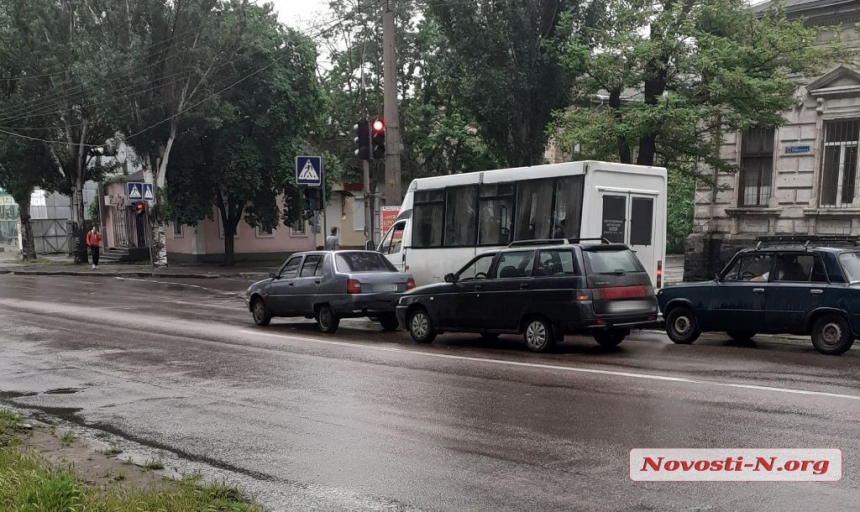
296, 156, 323, 186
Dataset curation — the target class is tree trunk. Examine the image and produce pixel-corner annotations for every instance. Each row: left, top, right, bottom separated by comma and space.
146, 126, 178, 269
609, 88, 632, 164
17, 194, 36, 261
224, 232, 235, 267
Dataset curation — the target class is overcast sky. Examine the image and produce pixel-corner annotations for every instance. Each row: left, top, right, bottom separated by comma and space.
269, 0, 331, 30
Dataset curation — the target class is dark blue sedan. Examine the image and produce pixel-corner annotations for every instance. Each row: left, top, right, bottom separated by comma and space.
658, 238, 860, 355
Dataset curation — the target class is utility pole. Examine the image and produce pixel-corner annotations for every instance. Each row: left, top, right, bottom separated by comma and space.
382, 0, 402, 205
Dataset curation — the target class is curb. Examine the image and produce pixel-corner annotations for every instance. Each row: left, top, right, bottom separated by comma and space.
6, 270, 221, 279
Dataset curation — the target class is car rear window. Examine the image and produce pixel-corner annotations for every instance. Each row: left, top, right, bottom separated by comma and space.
335, 252, 397, 273
583, 249, 645, 274
838, 252, 860, 283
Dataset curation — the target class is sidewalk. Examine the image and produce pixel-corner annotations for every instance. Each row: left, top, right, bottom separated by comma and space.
0, 256, 274, 280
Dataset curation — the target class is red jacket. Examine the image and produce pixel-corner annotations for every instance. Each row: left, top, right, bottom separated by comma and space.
86, 231, 102, 248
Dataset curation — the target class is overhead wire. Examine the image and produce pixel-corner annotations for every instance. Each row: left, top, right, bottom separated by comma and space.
0, 12, 351, 148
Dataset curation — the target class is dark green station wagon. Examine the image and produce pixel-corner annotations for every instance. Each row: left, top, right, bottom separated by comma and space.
657, 236, 860, 355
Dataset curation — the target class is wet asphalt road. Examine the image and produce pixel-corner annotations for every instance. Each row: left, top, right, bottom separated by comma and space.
1, 274, 859, 511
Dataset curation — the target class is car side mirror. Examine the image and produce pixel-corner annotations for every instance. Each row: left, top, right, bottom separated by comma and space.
444, 273, 457, 283
269, 272, 278, 279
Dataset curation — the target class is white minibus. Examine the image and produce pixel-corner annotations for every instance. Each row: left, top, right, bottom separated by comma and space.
377, 160, 667, 288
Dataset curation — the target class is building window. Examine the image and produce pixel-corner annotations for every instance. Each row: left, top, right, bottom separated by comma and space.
290, 221, 307, 237
172, 218, 183, 238
352, 197, 365, 231
820, 119, 860, 207
739, 127, 774, 207
256, 225, 274, 238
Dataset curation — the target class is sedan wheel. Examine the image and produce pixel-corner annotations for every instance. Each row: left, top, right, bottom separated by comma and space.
252, 298, 271, 327
524, 317, 554, 352
666, 307, 700, 344
812, 314, 854, 355
408, 309, 436, 344
316, 305, 340, 334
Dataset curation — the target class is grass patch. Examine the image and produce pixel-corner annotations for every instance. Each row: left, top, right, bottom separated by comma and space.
0, 426, 264, 512
0, 411, 24, 447
142, 459, 165, 471
102, 446, 123, 456
61, 431, 75, 447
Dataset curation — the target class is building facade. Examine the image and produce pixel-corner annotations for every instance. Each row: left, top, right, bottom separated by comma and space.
686, 0, 860, 280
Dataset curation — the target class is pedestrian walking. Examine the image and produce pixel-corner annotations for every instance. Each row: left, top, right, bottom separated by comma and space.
86, 226, 102, 269
325, 227, 340, 251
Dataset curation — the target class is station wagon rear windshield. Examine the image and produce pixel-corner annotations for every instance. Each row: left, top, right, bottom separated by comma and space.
838, 252, 860, 283
583, 249, 645, 274
335, 252, 397, 273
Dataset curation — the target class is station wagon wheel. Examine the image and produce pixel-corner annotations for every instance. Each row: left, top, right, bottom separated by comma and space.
666, 307, 700, 345
251, 297, 271, 327
408, 308, 436, 344
811, 314, 854, 356
316, 305, 340, 334
523, 317, 555, 352
593, 329, 627, 348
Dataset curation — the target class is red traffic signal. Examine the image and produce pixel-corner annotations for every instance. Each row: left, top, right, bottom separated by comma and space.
134, 201, 146, 215
371, 118, 385, 159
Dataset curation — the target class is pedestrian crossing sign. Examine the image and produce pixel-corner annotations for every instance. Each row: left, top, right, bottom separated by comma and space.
143, 183, 154, 201
295, 156, 323, 186
127, 182, 143, 200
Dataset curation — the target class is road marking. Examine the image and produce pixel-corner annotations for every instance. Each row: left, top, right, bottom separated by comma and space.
242, 330, 860, 403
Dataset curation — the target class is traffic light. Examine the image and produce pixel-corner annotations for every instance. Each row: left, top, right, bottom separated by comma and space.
354, 119, 370, 160
371, 117, 385, 159
304, 187, 323, 211
134, 201, 146, 216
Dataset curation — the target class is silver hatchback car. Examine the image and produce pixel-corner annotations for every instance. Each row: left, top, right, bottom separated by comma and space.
246, 250, 415, 333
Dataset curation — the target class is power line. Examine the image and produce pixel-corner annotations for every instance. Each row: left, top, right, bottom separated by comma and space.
0, 35, 214, 122
0, 14, 350, 148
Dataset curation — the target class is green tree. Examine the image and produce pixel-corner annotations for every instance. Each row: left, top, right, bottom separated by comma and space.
314, 0, 500, 198
0, 138, 61, 260
105, 0, 256, 266
551, 0, 832, 249
166, 6, 323, 265
424, 0, 576, 167
0, 0, 121, 254
552, 0, 830, 170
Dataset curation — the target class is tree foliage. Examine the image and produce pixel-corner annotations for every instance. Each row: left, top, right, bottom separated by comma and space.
551, 0, 834, 248
165, 4, 323, 265
0, 0, 123, 230
315, 0, 500, 187
424, 0, 576, 167
552, 0, 831, 172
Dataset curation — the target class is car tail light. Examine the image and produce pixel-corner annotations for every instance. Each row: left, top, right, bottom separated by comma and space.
347, 279, 362, 294
597, 285, 649, 300
575, 290, 592, 302
406, 278, 416, 290
656, 260, 663, 289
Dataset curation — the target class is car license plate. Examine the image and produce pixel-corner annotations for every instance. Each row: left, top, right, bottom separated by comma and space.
373, 283, 398, 292
607, 300, 652, 313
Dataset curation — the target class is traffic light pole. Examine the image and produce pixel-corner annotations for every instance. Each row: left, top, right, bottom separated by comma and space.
363, 159, 372, 249
382, 0, 402, 205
